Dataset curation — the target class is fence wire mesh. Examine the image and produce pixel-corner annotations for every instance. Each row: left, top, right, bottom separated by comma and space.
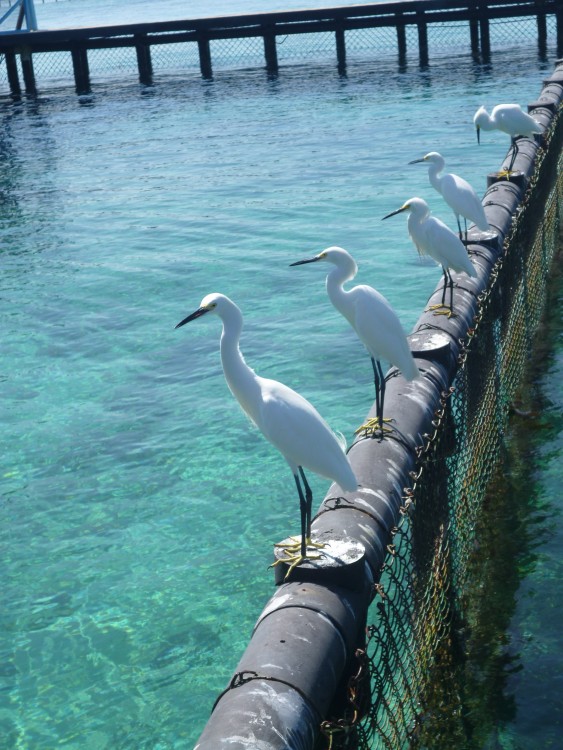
318, 106, 563, 750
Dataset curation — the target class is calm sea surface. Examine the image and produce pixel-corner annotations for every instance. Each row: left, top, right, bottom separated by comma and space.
1, 1, 561, 747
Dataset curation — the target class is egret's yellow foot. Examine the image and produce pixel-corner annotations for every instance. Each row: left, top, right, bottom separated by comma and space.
497, 169, 515, 180
355, 417, 393, 436
427, 303, 455, 318
274, 536, 301, 553
274, 536, 326, 555
270, 541, 324, 580
274, 536, 326, 565
272, 553, 322, 579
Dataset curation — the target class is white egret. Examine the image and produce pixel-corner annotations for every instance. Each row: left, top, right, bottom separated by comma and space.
175, 293, 357, 574
473, 104, 542, 174
290, 246, 420, 435
382, 197, 477, 317
408, 151, 489, 241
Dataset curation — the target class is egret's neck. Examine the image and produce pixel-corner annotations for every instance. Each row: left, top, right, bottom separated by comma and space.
407, 207, 429, 236
477, 111, 495, 131
218, 308, 261, 422
326, 260, 357, 325
427, 160, 443, 193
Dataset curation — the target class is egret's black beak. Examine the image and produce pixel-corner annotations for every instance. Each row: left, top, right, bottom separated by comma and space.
175, 306, 209, 329
408, 158, 425, 165
290, 256, 320, 267
382, 206, 407, 220
476, 126, 481, 145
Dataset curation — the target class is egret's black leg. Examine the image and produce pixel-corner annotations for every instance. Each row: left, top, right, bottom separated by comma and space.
355, 358, 393, 436
508, 136, 518, 172
299, 466, 313, 545
294, 472, 307, 558
456, 214, 463, 241
441, 267, 449, 306
447, 268, 454, 313
428, 266, 454, 317
464, 216, 468, 243
376, 359, 386, 431
371, 356, 381, 422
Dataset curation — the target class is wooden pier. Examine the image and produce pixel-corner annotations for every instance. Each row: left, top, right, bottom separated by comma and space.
1, 0, 562, 95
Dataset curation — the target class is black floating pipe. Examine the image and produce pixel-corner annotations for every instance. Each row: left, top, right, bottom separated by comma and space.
196, 579, 373, 748
194, 61, 563, 750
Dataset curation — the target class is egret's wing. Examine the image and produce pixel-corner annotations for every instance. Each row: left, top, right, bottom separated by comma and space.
413, 215, 449, 263
258, 378, 351, 484
353, 287, 418, 380
442, 173, 488, 229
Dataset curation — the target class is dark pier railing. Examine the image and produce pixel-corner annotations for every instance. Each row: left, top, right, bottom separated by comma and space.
0, 0, 562, 95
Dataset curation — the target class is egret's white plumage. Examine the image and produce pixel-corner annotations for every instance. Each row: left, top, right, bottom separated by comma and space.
473, 104, 542, 173
175, 293, 357, 563
291, 246, 419, 433
409, 151, 489, 239
382, 197, 477, 316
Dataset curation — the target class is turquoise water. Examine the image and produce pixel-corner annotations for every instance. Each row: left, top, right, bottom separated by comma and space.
1, 2, 562, 747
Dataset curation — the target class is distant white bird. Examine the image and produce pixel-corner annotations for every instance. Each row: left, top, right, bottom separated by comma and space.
176, 293, 357, 573
291, 246, 419, 435
382, 197, 477, 317
473, 104, 542, 174
409, 151, 489, 241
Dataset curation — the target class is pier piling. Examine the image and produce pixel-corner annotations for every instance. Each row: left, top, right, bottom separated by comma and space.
416, 10, 429, 66
5, 50, 21, 97
197, 35, 212, 79
19, 47, 36, 95
71, 45, 90, 94
335, 25, 346, 71
135, 34, 153, 85
263, 27, 278, 73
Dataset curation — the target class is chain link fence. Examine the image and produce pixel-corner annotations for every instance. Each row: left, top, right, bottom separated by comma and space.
318, 105, 563, 750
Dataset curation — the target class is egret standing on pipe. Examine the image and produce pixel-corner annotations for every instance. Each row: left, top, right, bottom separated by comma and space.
290, 247, 419, 435
473, 104, 542, 175
176, 293, 358, 574
408, 151, 489, 241
382, 197, 477, 317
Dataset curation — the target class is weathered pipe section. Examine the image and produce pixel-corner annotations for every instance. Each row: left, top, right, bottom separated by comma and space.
194, 64, 563, 749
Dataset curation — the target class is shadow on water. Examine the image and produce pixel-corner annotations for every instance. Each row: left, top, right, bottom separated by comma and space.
416, 245, 563, 749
